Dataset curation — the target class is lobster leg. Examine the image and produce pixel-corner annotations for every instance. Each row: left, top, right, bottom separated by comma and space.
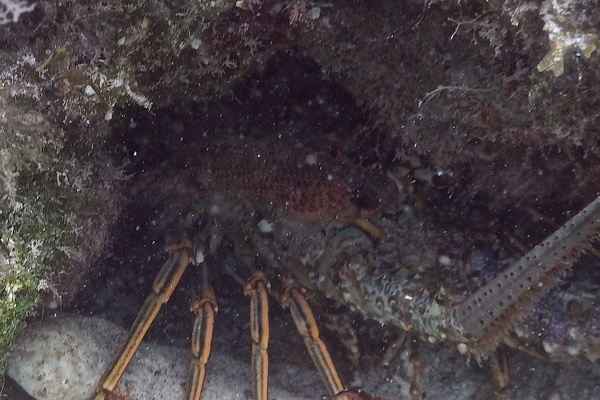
279, 277, 346, 399
186, 262, 217, 400
245, 271, 271, 400
92, 239, 193, 400
228, 266, 271, 400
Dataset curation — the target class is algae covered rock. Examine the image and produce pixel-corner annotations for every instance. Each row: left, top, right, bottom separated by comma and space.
0, 78, 125, 384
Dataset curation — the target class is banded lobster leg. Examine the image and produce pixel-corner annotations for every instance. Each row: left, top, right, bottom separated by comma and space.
92, 238, 351, 400
279, 277, 346, 398
92, 239, 195, 400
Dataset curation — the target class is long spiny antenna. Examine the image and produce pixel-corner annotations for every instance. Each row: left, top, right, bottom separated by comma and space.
450, 194, 600, 352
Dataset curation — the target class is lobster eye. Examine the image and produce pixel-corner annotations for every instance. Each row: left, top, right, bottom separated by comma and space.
350, 185, 379, 210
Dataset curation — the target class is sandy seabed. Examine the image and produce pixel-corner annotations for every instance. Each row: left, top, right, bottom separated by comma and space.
5, 314, 600, 400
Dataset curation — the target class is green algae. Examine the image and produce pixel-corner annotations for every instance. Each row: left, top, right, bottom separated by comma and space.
0, 89, 81, 390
